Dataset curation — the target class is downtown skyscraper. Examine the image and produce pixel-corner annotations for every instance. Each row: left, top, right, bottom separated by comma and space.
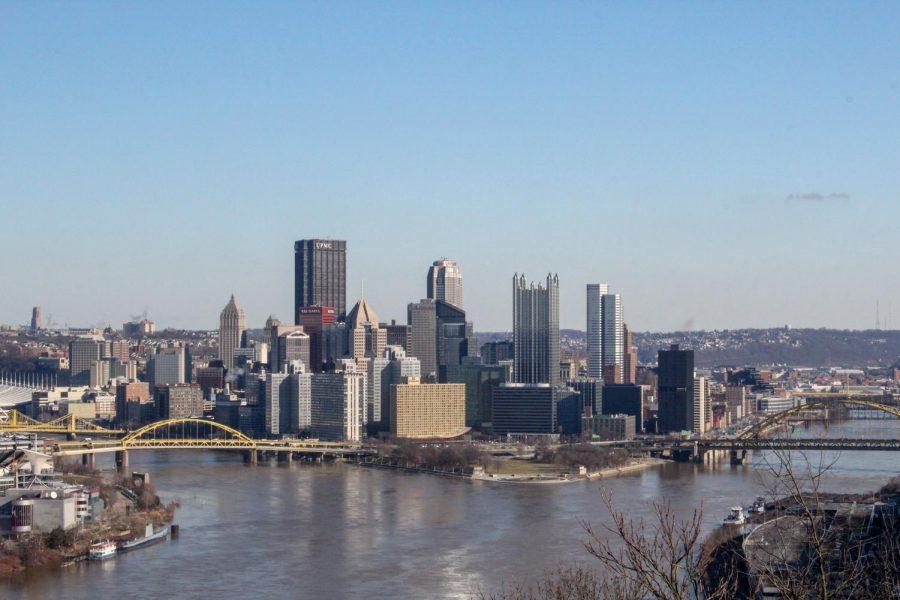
586, 284, 608, 378
294, 239, 347, 322
512, 273, 560, 387
601, 291, 623, 381
219, 295, 246, 371
426, 259, 462, 308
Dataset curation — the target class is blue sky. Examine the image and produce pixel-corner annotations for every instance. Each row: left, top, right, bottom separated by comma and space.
1, 2, 898, 332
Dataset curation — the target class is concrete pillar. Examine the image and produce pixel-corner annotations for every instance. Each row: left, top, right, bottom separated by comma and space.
244, 449, 258, 465
277, 451, 293, 463
81, 453, 96, 470
115, 450, 129, 473
730, 449, 748, 466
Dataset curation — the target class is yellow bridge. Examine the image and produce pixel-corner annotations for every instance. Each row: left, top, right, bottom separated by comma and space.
0, 409, 123, 435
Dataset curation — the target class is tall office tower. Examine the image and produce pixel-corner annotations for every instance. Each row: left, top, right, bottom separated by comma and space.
219, 295, 246, 370
298, 306, 336, 372
108, 340, 130, 361
276, 331, 311, 373
69, 337, 103, 386
148, 346, 186, 388
294, 239, 347, 322
310, 371, 366, 441
657, 344, 695, 434
269, 324, 304, 371
692, 376, 708, 434
30, 306, 41, 333
407, 299, 438, 380
622, 323, 637, 384
586, 284, 609, 378
347, 297, 387, 372
512, 273, 560, 387
459, 358, 507, 428
370, 347, 421, 429
601, 293, 623, 381
436, 300, 471, 383
263, 315, 281, 347
426, 259, 463, 308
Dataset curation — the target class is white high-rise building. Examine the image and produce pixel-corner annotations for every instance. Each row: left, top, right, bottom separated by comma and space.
219, 295, 246, 371
427, 259, 463, 308
149, 346, 186, 388
368, 346, 421, 428
310, 371, 366, 441
586, 284, 609, 378
601, 293, 623, 380
693, 376, 708, 434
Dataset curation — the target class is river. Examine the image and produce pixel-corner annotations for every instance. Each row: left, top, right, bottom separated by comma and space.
5, 419, 898, 599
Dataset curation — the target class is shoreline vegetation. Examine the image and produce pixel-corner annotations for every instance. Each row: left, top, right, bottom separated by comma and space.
355, 440, 661, 483
0, 463, 177, 577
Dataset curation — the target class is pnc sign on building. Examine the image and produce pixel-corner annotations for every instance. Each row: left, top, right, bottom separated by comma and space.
314, 241, 333, 250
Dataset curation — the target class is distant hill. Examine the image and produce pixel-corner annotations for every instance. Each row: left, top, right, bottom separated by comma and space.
474, 328, 900, 368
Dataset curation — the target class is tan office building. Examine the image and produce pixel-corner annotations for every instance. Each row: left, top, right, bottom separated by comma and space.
389, 380, 466, 439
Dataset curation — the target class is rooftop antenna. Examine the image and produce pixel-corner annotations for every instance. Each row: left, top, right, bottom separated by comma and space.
876, 300, 881, 330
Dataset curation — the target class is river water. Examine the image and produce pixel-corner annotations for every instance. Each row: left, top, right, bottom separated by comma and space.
5, 420, 898, 599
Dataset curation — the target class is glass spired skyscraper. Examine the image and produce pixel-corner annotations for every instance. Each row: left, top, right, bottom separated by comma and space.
512, 273, 560, 387
294, 239, 347, 322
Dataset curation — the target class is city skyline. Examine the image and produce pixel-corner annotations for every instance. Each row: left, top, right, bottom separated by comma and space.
2, 4, 899, 332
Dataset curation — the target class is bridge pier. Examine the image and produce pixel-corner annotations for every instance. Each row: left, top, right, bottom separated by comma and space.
115, 450, 129, 473
277, 451, 293, 464
730, 450, 748, 466
66, 432, 77, 441
244, 449, 258, 465
81, 453, 95, 470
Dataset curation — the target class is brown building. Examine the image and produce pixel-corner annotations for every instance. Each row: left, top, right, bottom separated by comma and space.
155, 384, 204, 419
622, 324, 637, 384
602, 364, 622, 384
116, 381, 152, 426
389, 380, 466, 439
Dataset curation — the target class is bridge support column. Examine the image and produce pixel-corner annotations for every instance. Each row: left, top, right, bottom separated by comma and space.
81, 453, 95, 470
730, 450, 748, 466
277, 451, 293, 464
244, 449, 258, 465
66, 432, 77, 441
115, 450, 129, 473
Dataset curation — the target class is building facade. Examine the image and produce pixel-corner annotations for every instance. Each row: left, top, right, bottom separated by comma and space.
389, 380, 466, 439
219, 295, 246, 371
513, 274, 560, 387
601, 292, 623, 381
426, 259, 463, 308
294, 239, 347, 321
657, 344, 695, 434
586, 283, 608, 378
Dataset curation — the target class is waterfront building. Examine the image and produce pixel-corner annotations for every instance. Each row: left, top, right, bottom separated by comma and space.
512, 274, 560, 387
480, 340, 513, 365
389, 379, 466, 439
69, 337, 103, 386
586, 283, 608, 378
297, 306, 336, 372
368, 346, 420, 429
582, 413, 636, 441
601, 292, 623, 381
657, 344, 695, 434
155, 384, 204, 419
264, 369, 311, 435
219, 295, 246, 371
309, 371, 366, 442
491, 383, 579, 436
115, 381, 152, 426
294, 239, 347, 321
426, 259, 463, 308
757, 396, 801, 414
148, 345, 186, 388
693, 376, 709, 434
601, 383, 644, 432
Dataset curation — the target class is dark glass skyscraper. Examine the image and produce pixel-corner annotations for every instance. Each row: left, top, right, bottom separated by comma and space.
294, 239, 347, 322
657, 344, 695, 433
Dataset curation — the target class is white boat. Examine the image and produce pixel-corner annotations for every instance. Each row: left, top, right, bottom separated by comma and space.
723, 506, 746, 526
749, 497, 766, 514
88, 540, 117, 560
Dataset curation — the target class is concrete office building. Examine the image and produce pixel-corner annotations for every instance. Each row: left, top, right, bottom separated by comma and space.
582, 414, 636, 441
89, 360, 110, 389
390, 380, 466, 439
586, 283, 608, 378
219, 295, 246, 371
69, 337, 102, 386
623, 324, 638, 384
426, 259, 463, 308
264, 368, 312, 435
155, 384, 204, 419
657, 344, 695, 434
693, 376, 709, 434
148, 346, 186, 388
309, 372, 366, 442
368, 346, 420, 429
276, 331, 311, 373
601, 292, 623, 381
512, 274, 560, 387
294, 239, 347, 321
115, 381, 152, 426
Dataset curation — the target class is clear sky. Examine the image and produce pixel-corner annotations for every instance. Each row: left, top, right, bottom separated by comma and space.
2, 2, 898, 332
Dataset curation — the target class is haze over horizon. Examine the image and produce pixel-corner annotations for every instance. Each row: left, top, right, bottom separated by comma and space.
2, 3, 898, 332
